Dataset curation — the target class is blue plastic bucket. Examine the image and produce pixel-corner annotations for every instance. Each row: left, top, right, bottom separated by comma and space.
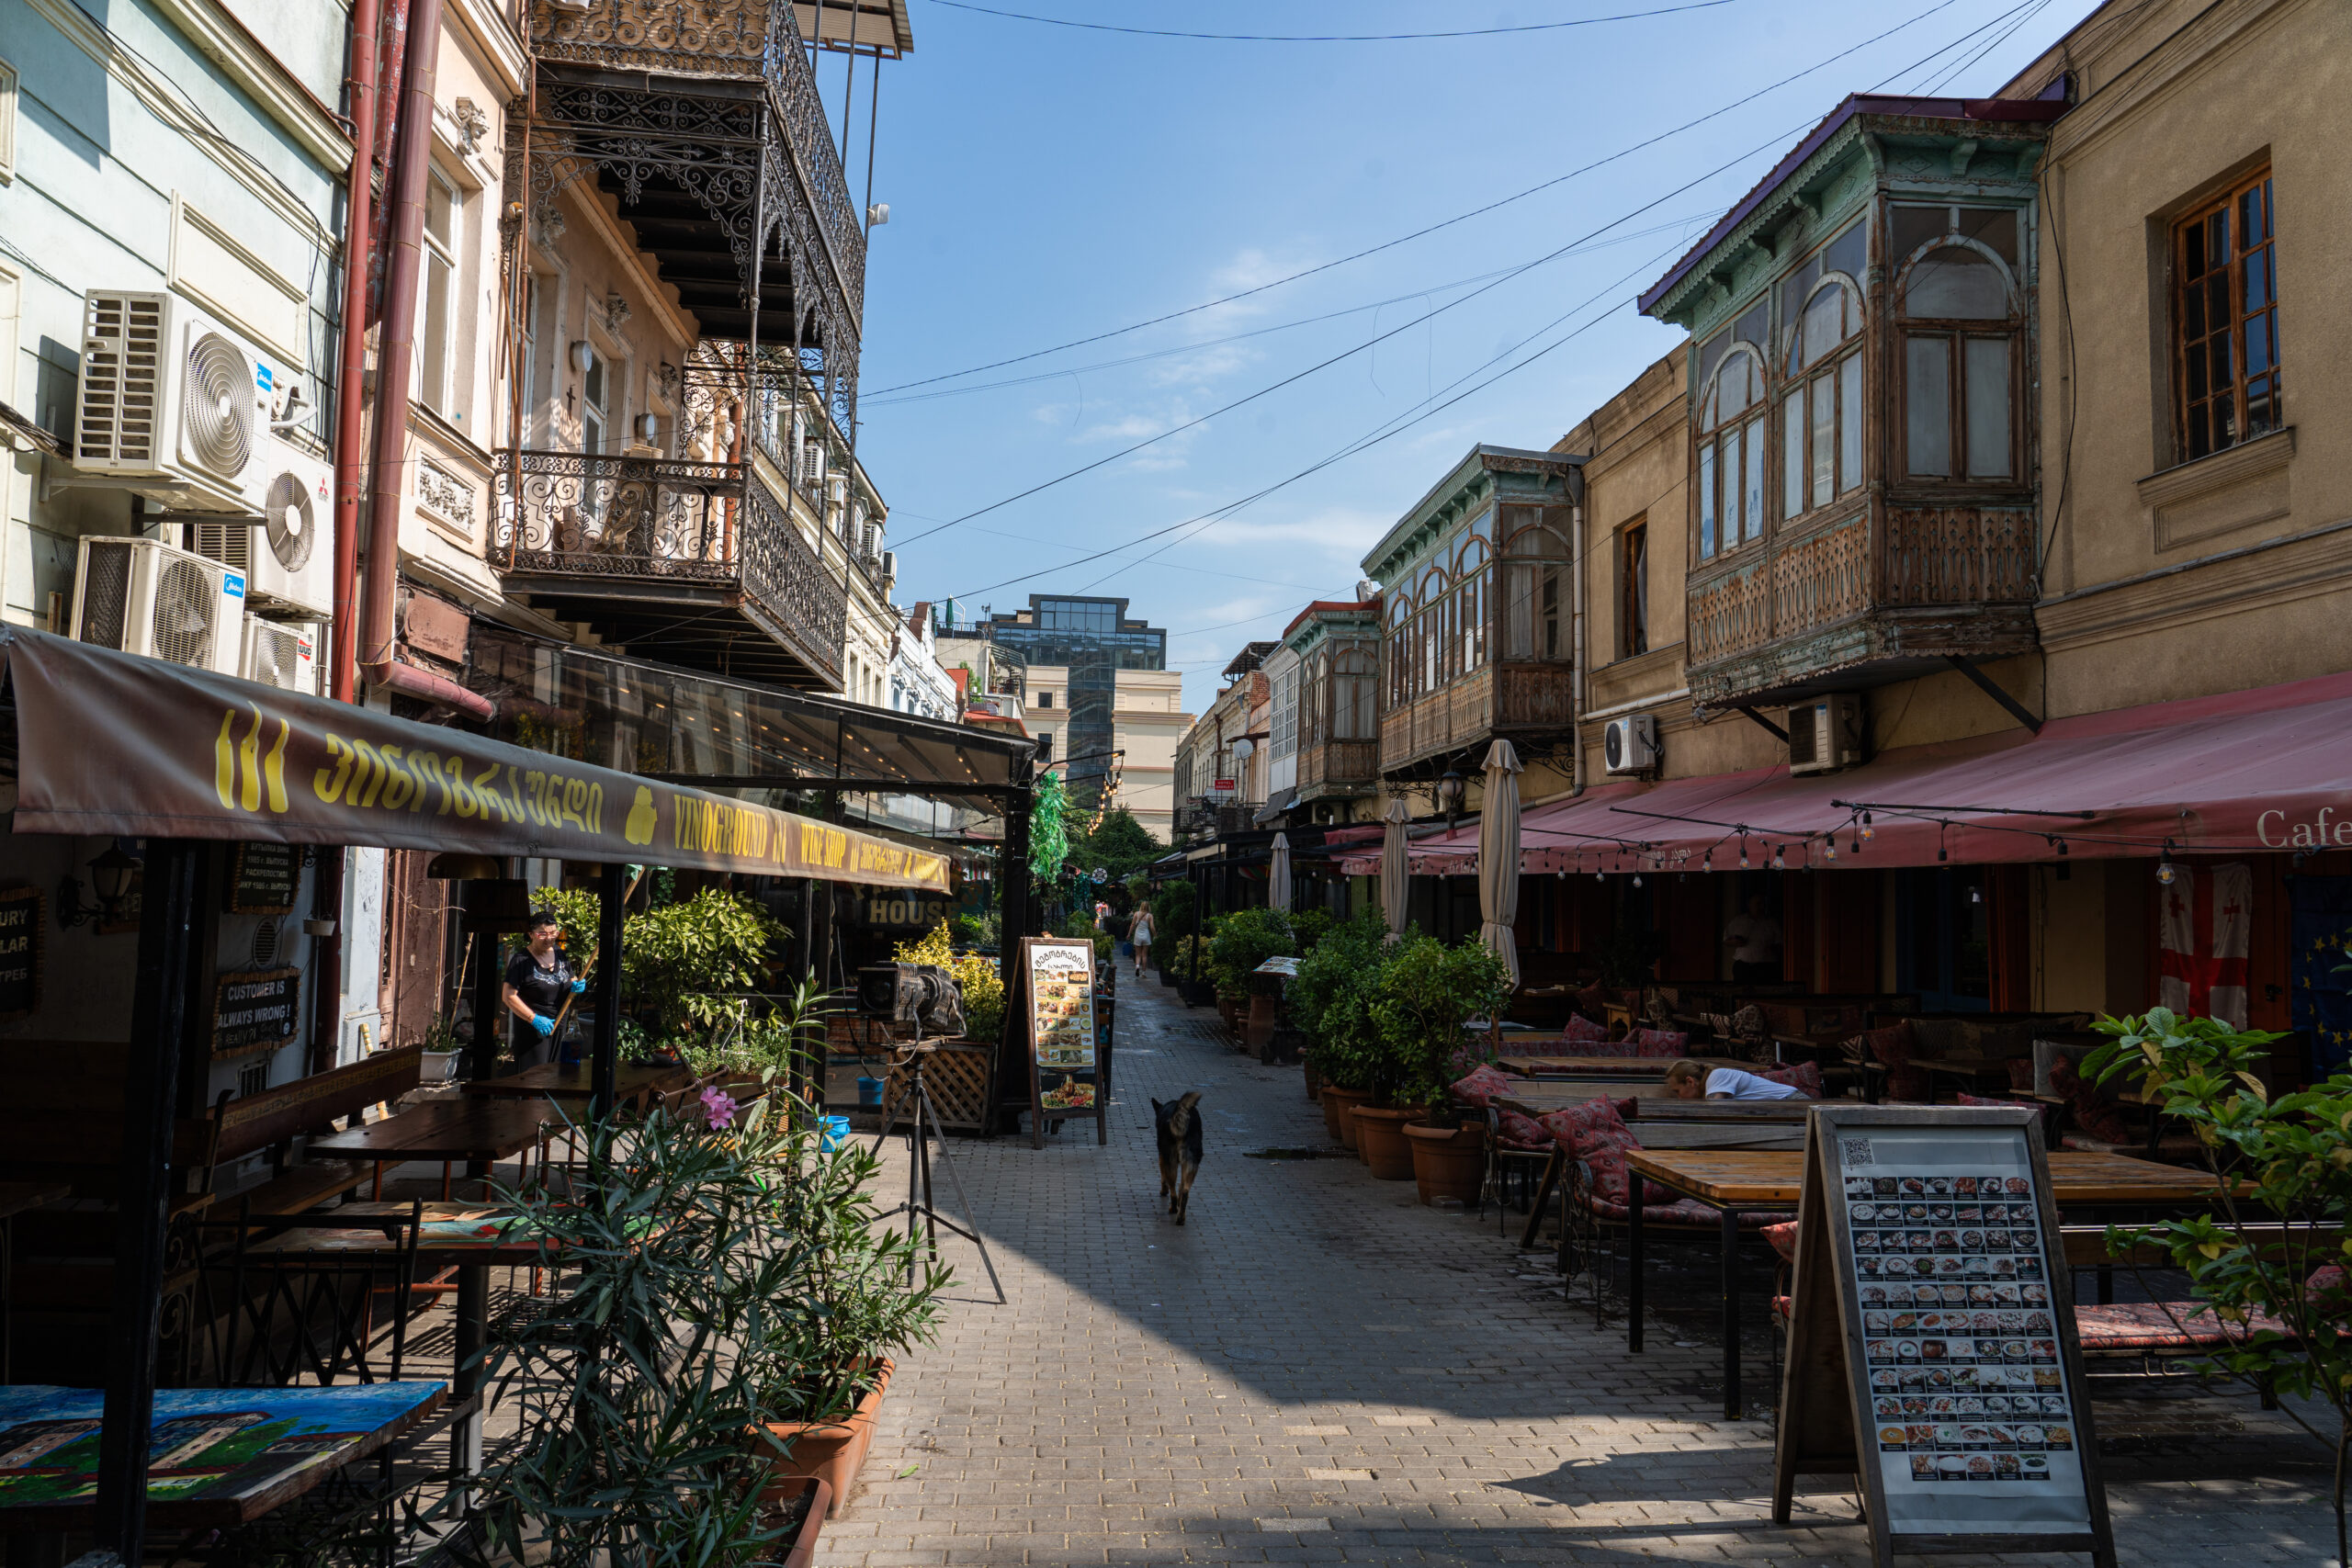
856, 1076, 885, 1110
819, 1114, 851, 1152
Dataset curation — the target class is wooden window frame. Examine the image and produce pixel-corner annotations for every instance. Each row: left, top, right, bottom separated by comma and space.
1894, 238, 2021, 486
1617, 517, 1648, 659
2172, 167, 2280, 465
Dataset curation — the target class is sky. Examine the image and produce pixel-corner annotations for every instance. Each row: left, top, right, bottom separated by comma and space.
825, 0, 2098, 717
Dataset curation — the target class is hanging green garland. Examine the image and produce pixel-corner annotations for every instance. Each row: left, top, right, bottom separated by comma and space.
1029, 771, 1069, 881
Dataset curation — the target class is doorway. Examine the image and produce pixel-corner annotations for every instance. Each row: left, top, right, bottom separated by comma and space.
1895, 866, 1991, 1011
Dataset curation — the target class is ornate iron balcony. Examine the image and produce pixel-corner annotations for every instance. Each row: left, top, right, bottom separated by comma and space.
494, 449, 846, 690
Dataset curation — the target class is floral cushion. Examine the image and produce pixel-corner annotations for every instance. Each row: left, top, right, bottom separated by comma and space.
1763, 1221, 1801, 1263
2048, 1054, 2137, 1145
1758, 1061, 1823, 1098
1538, 1098, 1673, 1207
1575, 984, 1610, 1017
1496, 1110, 1549, 1150
1451, 1064, 1517, 1107
1559, 1012, 1611, 1043
1730, 1003, 1767, 1042
2075, 1301, 2256, 1352
2004, 1055, 2038, 1090
1862, 1020, 1927, 1102
1629, 1028, 1687, 1059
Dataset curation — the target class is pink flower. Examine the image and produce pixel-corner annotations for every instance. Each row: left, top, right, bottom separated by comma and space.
699, 1087, 740, 1129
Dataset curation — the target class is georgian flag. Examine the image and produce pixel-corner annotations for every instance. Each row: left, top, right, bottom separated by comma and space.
2157, 862, 2252, 1030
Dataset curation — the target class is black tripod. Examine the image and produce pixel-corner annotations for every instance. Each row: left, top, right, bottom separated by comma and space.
873, 1040, 1005, 1303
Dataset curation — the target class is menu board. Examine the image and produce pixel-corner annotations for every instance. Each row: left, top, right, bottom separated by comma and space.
1772, 1106, 2112, 1567
0, 886, 42, 1020
1023, 937, 1106, 1147
227, 843, 300, 915
212, 966, 302, 1058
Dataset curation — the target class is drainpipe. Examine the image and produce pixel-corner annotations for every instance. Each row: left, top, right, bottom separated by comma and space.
356, 0, 492, 724
331, 0, 382, 707
1568, 468, 1588, 798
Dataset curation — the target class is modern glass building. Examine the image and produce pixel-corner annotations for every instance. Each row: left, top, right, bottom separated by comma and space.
962, 596, 1169, 792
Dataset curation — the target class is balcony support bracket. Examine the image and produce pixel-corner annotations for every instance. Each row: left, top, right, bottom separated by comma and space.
1943, 655, 2042, 735
1733, 705, 1789, 744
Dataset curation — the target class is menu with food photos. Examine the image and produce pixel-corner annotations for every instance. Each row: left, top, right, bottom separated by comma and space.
1023, 937, 1107, 1147
1771, 1107, 2112, 1567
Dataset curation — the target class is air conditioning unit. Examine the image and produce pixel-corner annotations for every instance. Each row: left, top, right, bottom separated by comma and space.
74, 290, 277, 513
71, 536, 246, 673
1787, 693, 1865, 776
800, 442, 827, 488
240, 615, 321, 694
1602, 714, 1659, 775
192, 436, 334, 619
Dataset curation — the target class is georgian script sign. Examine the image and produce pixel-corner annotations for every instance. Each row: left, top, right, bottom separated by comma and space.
1023, 937, 1106, 1149
0, 886, 42, 1020
212, 967, 301, 1058
0, 628, 950, 891
227, 842, 300, 915
1772, 1105, 2115, 1568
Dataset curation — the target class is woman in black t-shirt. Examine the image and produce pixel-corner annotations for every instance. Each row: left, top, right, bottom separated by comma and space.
503, 912, 583, 1066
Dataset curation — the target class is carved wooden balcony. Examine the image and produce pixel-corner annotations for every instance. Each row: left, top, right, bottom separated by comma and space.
1296, 739, 1378, 799
494, 450, 846, 690
1378, 662, 1576, 774
1684, 503, 2037, 706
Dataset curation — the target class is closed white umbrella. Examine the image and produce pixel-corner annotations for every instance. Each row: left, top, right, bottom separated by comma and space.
1269, 831, 1292, 911
1476, 739, 1523, 987
1380, 795, 1412, 942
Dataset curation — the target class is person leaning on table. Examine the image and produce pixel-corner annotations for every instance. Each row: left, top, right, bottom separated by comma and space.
503, 911, 587, 1068
1665, 1057, 1804, 1100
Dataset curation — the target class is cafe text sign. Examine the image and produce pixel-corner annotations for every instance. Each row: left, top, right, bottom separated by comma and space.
0, 886, 43, 1020
212, 967, 301, 1058
1772, 1105, 2114, 1568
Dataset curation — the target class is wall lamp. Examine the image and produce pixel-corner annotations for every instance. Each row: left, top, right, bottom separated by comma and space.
58, 844, 141, 929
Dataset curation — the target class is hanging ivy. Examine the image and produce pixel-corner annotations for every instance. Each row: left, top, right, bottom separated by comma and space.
1029, 771, 1069, 881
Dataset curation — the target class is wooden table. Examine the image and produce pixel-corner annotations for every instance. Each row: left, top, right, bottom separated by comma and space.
1498, 1055, 1748, 1077
1621, 1147, 2239, 1421
1919, 1055, 2013, 1100
462, 1060, 692, 1111
0, 1382, 445, 1529
0, 1181, 65, 1383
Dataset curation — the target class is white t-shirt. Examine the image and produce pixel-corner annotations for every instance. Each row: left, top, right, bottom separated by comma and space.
1724, 913, 1782, 964
1706, 1066, 1803, 1100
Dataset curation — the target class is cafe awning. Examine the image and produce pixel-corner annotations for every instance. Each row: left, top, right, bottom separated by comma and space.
0, 628, 950, 890
1339, 669, 2352, 875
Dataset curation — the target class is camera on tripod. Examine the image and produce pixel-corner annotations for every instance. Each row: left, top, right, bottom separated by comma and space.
854, 962, 967, 1039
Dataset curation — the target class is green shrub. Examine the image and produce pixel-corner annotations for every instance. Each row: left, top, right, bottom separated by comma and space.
1373, 934, 1512, 1118
1150, 881, 1197, 945
896, 921, 1005, 1042
1208, 907, 1296, 998
1291, 908, 1336, 953
1291, 910, 1391, 1094
620, 888, 786, 1041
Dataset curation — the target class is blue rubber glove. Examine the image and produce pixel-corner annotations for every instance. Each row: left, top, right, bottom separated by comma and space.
531, 1013, 555, 1038
570, 978, 587, 994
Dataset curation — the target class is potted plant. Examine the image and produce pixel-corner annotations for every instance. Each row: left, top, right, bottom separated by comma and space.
1379, 937, 1512, 1203
1210, 908, 1296, 1055
1290, 912, 1387, 1146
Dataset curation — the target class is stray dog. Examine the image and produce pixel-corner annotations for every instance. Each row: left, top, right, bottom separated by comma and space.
1153, 1091, 1203, 1224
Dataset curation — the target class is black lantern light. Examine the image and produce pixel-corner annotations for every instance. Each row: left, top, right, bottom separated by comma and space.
1435, 768, 1466, 829
59, 843, 141, 929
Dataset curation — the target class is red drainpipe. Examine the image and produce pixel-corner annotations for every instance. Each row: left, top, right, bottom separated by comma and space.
356, 0, 492, 725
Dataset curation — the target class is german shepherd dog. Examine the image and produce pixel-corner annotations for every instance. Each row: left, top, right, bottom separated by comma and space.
1153, 1091, 1203, 1224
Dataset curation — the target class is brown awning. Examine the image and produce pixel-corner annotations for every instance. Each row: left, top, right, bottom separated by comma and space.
0, 629, 949, 891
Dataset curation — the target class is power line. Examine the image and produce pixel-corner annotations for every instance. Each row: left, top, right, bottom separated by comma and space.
924, 0, 1743, 42
870, 0, 1973, 399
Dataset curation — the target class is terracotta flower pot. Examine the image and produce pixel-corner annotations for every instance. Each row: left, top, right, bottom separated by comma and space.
1351, 1105, 1418, 1179
753, 1359, 894, 1518
1321, 1084, 1371, 1148
1246, 994, 1278, 1057
1404, 1120, 1488, 1205
763, 1477, 834, 1568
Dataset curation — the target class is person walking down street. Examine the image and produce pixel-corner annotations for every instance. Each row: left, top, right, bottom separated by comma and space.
503, 911, 585, 1068
1128, 906, 1155, 978
1723, 893, 1782, 986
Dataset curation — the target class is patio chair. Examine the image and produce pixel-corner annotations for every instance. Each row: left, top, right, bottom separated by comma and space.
197, 1197, 425, 1388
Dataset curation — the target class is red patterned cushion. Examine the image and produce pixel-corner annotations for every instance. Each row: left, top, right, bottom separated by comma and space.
1538, 1098, 1672, 1207
1579, 1195, 1795, 1227
2049, 1055, 2136, 1145
1630, 1028, 1687, 1058
1863, 1021, 1927, 1102
1559, 1013, 1611, 1043
1452, 1064, 1516, 1107
1575, 984, 1609, 1017
2075, 1301, 2246, 1352
1496, 1110, 1548, 1150
1763, 1221, 1801, 1263
1758, 1061, 1823, 1098
2005, 1056, 2038, 1090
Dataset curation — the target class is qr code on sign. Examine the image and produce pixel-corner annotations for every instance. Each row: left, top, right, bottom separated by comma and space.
1839, 1137, 1875, 1167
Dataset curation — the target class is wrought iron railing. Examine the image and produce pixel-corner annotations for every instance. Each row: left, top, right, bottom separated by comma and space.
493, 450, 844, 687
529, 0, 865, 321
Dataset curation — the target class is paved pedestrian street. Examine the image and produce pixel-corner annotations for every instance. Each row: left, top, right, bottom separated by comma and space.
827, 979, 2336, 1567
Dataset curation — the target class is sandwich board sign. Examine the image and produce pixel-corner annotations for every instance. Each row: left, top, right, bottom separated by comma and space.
1772, 1104, 2116, 1568
1022, 936, 1107, 1148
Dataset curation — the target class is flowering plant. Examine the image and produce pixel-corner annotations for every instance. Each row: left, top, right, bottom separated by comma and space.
699, 1086, 741, 1129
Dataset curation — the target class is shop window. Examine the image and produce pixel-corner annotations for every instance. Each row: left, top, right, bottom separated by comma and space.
1696, 346, 1766, 559
1897, 224, 2018, 482
1617, 518, 1648, 657
2175, 170, 2281, 462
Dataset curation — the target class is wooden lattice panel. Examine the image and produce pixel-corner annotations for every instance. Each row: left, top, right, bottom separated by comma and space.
878, 1043, 994, 1134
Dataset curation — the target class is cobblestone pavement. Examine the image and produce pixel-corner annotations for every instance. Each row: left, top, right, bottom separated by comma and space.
824, 976, 2336, 1566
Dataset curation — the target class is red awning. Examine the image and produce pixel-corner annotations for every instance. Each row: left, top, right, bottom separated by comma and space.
1339, 670, 2352, 875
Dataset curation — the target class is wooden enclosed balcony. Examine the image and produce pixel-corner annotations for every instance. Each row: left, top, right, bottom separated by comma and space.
493, 451, 846, 690
1379, 663, 1577, 772
1296, 739, 1377, 798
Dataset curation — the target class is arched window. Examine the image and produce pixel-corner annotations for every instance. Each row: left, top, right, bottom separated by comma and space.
1497, 505, 1571, 661
1697, 345, 1766, 559
1898, 235, 2018, 480
1780, 276, 1866, 520
1301, 649, 1329, 752
1333, 644, 1378, 741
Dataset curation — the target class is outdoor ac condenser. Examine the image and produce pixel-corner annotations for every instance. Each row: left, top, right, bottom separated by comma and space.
71, 536, 247, 674
1602, 714, 1659, 775
1787, 693, 1865, 776
192, 434, 334, 620
239, 615, 322, 695
73, 289, 278, 513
